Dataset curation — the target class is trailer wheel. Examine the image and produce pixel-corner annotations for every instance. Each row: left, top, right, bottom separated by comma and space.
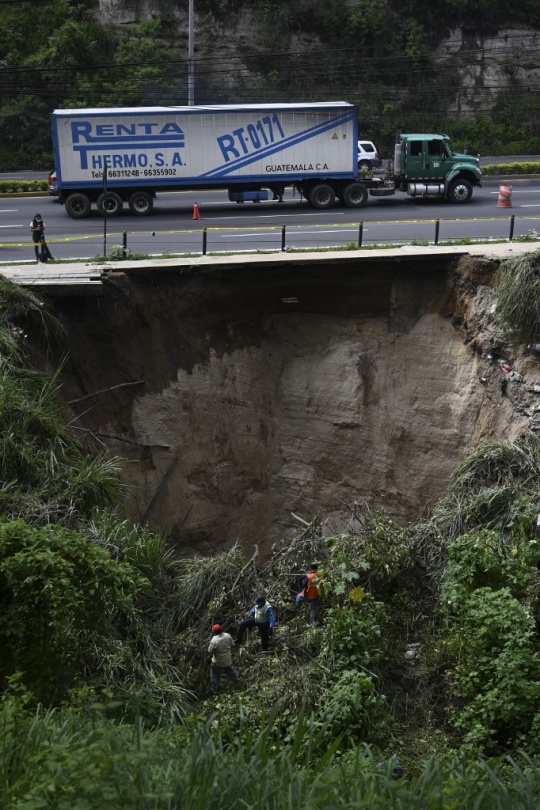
309, 183, 335, 209
97, 192, 123, 217
128, 191, 154, 216
65, 193, 91, 219
341, 182, 369, 208
447, 178, 473, 204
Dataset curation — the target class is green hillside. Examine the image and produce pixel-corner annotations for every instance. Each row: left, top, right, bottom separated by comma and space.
1, 0, 540, 168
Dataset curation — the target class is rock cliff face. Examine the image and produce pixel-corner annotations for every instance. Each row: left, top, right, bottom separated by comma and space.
97, 1, 540, 115
52, 250, 538, 557
435, 27, 540, 114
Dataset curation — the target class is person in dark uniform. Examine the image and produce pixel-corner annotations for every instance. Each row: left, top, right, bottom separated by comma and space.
30, 214, 54, 262
235, 594, 276, 651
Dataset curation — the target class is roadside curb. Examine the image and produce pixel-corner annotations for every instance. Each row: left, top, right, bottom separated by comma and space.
482, 174, 540, 182
0, 191, 49, 198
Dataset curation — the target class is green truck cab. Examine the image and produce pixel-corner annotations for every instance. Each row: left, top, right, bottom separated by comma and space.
393, 134, 482, 203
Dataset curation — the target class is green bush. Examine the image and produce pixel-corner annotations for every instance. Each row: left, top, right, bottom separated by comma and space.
0, 520, 146, 702
0, 179, 48, 193
495, 249, 540, 343
446, 587, 540, 753
483, 162, 540, 176
316, 668, 393, 746
442, 528, 539, 608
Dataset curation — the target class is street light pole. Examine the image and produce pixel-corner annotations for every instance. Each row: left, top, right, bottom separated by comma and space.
102, 162, 108, 257
188, 0, 194, 105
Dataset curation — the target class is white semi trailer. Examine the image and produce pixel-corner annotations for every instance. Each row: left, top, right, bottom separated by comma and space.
51, 101, 365, 217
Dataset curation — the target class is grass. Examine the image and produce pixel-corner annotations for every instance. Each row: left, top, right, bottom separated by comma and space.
495, 248, 540, 342
1, 690, 540, 810
419, 435, 540, 545
513, 231, 539, 242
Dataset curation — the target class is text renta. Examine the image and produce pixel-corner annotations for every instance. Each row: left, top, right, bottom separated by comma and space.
70, 120, 187, 171
217, 114, 286, 162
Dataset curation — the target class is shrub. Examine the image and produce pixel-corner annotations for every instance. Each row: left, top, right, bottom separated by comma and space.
0, 179, 48, 193
446, 587, 540, 754
442, 528, 539, 608
482, 162, 540, 176
0, 519, 146, 702
495, 249, 540, 343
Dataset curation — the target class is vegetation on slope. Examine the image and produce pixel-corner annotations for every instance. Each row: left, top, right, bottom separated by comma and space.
3, 254, 540, 804
1, 0, 539, 168
496, 249, 540, 344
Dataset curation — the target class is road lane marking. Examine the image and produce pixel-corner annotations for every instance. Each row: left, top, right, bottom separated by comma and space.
218, 228, 369, 238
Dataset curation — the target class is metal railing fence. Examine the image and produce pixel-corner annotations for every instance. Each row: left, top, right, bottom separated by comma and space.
1, 214, 539, 263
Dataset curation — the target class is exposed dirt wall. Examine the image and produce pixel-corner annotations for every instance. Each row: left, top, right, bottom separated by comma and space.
50, 253, 534, 556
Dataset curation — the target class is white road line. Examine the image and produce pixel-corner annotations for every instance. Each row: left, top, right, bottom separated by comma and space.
219, 228, 367, 238
201, 211, 341, 221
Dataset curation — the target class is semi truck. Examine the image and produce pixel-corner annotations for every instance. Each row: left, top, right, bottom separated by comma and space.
374, 133, 482, 204
50, 103, 482, 218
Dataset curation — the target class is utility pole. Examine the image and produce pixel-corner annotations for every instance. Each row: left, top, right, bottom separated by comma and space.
102, 162, 108, 257
188, 0, 194, 105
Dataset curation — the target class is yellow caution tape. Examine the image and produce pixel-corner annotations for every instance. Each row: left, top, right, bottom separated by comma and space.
2, 215, 540, 248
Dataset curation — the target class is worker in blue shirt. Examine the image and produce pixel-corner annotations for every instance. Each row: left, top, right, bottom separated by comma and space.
235, 594, 276, 651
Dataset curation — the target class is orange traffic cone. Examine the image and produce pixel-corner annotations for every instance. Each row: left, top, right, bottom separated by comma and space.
192, 202, 202, 220
497, 184, 512, 208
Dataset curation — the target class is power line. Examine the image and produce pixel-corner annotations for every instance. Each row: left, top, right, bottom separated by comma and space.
0, 36, 538, 76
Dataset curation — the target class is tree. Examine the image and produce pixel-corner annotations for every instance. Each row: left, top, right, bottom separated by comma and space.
0, 520, 146, 702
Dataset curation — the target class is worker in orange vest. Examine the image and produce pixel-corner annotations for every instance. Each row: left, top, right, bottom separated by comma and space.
295, 563, 323, 622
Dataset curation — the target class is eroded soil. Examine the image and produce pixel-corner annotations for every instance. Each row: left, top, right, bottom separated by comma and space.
46, 252, 539, 556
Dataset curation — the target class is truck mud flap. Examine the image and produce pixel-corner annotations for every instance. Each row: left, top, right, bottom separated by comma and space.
369, 188, 396, 197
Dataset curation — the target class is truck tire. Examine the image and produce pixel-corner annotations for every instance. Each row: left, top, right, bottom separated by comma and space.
340, 182, 368, 208
128, 191, 154, 216
447, 178, 473, 204
309, 183, 335, 209
97, 192, 123, 217
65, 193, 91, 219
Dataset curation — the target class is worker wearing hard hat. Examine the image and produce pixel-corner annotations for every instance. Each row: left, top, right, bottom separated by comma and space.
208, 624, 239, 692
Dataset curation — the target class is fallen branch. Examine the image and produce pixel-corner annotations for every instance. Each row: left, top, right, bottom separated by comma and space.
140, 454, 179, 525
68, 380, 144, 405
169, 505, 193, 542
231, 544, 259, 595
95, 432, 171, 448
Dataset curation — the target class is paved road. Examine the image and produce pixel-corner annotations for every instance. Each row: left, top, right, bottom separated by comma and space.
1, 177, 539, 263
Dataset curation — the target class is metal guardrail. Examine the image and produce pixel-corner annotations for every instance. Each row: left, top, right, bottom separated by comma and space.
1, 214, 540, 262
114, 214, 540, 258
